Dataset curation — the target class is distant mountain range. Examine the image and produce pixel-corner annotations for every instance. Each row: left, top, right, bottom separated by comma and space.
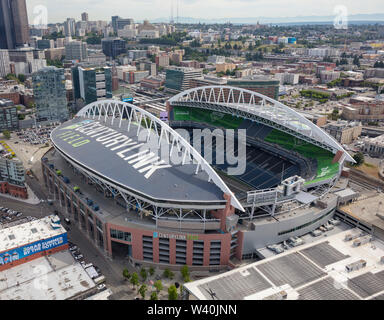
150, 13, 384, 25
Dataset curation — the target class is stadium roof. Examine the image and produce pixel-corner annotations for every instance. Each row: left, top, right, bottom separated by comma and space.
51, 100, 244, 210
169, 86, 354, 163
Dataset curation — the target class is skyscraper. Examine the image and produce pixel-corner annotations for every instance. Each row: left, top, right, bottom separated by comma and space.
32, 67, 69, 122
81, 12, 89, 22
0, 0, 30, 49
64, 18, 76, 37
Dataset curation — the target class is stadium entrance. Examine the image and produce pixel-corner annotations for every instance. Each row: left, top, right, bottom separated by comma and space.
111, 241, 132, 259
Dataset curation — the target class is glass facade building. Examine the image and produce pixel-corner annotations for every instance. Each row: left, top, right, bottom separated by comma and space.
72, 66, 112, 105
101, 38, 126, 59
32, 66, 69, 122
0, 99, 18, 131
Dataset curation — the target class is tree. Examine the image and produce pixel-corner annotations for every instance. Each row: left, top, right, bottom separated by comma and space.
163, 268, 174, 279
17, 74, 25, 83
154, 280, 163, 293
353, 152, 365, 166
123, 268, 130, 281
2, 130, 11, 139
168, 285, 178, 300
150, 291, 158, 300
180, 265, 190, 281
138, 284, 147, 299
140, 267, 148, 281
130, 272, 139, 289
149, 266, 155, 276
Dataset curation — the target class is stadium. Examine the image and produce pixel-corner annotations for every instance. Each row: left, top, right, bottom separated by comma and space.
42, 86, 353, 269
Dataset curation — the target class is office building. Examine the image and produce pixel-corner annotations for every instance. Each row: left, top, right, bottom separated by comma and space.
111, 16, 119, 34
0, 50, 10, 77
227, 77, 280, 100
0, 0, 30, 49
128, 50, 147, 61
275, 72, 300, 85
81, 12, 89, 22
8, 48, 47, 75
36, 39, 55, 50
128, 70, 149, 84
65, 41, 88, 61
165, 67, 203, 93
32, 66, 69, 122
116, 18, 134, 31
101, 38, 126, 59
155, 54, 170, 68
71, 66, 112, 105
44, 48, 65, 61
324, 121, 362, 144
0, 99, 18, 131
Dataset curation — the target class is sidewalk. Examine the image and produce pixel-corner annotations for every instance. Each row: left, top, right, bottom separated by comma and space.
0, 183, 40, 205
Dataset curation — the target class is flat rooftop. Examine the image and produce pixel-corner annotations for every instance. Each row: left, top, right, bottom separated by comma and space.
184, 229, 384, 300
339, 193, 384, 231
0, 251, 96, 300
0, 215, 66, 253
51, 117, 226, 206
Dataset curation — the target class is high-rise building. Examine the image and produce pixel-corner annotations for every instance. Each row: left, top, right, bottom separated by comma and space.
32, 66, 69, 122
0, 0, 30, 49
101, 38, 126, 59
116, 18, 134, 31
71, 66, 112, 105
164, 66, 203, 93
65, 41, 88, 61
0, 99, 18, 131
81, 12, 89, 22
0, 49, 11, 77
111, 16, 120, 34
64, 18, 76, 37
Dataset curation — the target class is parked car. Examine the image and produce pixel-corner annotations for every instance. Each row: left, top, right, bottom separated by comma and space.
64, 218, 71, 224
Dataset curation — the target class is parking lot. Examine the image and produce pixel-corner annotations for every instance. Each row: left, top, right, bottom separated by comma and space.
0, 206, 36, 227
15, 123, 59, 146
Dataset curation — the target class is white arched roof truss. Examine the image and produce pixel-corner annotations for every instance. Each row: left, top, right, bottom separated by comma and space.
168, 86, 354, 163
76, 100, 245, 212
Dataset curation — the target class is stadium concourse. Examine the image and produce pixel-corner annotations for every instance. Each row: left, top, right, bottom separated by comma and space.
42, 86, 354, 270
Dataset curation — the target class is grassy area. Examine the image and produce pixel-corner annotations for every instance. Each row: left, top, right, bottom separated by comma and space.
173, 106, 243, 129
264, 129, 339, 184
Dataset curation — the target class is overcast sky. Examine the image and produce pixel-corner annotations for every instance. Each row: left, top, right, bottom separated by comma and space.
26, 0, 384, 24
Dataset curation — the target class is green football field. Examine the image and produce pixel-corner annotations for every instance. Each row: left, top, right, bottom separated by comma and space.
264, 129, 339, 184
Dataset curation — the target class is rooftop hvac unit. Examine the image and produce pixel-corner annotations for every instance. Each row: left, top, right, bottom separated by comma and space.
353, 235, 372, 247
346, 259, 367, 272
345, 232, 362, 241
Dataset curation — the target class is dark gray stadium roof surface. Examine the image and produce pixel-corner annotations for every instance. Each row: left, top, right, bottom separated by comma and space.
51, 117, 226, 206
